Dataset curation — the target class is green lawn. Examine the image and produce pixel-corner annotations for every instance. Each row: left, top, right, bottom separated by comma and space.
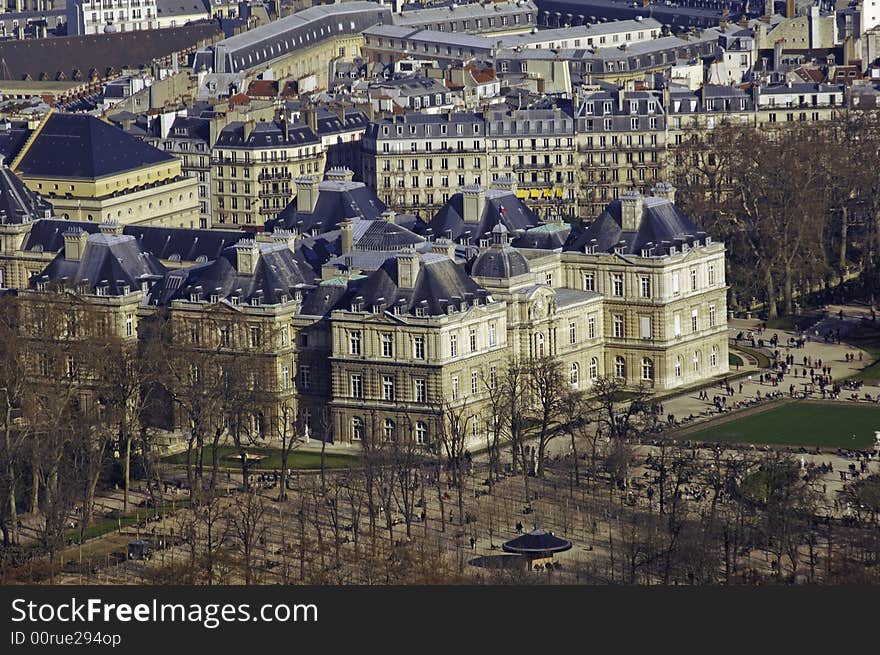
683, 402, 880, 448
764, 315, 819, 332
844, 325, 880, 381
162, 446, 360, 470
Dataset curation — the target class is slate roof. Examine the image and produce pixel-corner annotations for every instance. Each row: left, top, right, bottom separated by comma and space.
0, 165, 54, 225
564, 194, 709, 256
0, 23, 223, 82
21, 219, 249, 261
35, 231, 167, 296
155, 0, 209, 17
16, 113, 176, 180
215, 119, 319, 148
425, 188, 540, 245
470, 244, 530, 279
303, 251, 490, 318
156, 240, 316, 306
267, 180, 387, 233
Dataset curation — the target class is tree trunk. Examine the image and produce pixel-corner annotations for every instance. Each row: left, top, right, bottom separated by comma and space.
839, 206, 848, 281
122, 428, 131, 513
765, 269, 778, 320
784, 264, 794, 317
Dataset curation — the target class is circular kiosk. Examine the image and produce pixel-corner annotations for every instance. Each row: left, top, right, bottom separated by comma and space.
502, 527, 572, 570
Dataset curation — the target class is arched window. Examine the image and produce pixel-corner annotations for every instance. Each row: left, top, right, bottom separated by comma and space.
570, 362, 579, 387
710, 346, 718, 368
383, 418, 396, 441
536, 332, 545, 357
351, 417, 364, 441
641, 357, 654, 381
415, 421, 428, 444
589, 357, 598, 381
614, 355, 626, 379
692, 351, 700, 372
675, 356, 682, 377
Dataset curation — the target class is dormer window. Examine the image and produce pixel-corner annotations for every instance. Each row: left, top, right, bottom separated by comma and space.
231, 296, 240, 305
210, 294, 220, 303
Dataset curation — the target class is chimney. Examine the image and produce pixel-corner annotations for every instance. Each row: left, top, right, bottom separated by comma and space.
461, 184, 486, 223
326, 167, 355, 182
785, 0, 795, 18
63, 228, 89, 261
396, 249, 420, 289
381, 209, 396, 223
764, 0, 773, 17
98, 220, 123, 235
490, 175, 517, 194
270, 229, 297, 250
301, 107, 319, 134
651, 182, 676, 204
340, 218, 354, 254
432, 237, 457, 259
243, 118, 256, 142
619, 190, 643, 231
234, 239, 260, 275
295, 176, 320, 213
281, 116, 289, 142
617, 85, 625, 112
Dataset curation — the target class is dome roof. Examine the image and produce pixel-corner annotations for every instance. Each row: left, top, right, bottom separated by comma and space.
471, 245, 530, 279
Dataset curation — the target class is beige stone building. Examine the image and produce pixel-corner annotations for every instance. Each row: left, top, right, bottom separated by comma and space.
211, 117, 325, 228
11, 111, 200, 229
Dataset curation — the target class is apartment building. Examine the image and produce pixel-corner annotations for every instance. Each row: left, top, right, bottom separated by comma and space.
211, 118, 325, 228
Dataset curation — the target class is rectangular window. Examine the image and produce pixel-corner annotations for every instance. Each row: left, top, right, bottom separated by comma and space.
299, 365, 311, 390
691, 309, 699, 333
569, 321, 577, 344
613, 314, 624, 338
349, 331, 361, 355
451, 375, 459, 400
413, 335, 425, 359
381, 333, 393, 358
350, 374, 362, 398
640, 316, 651, 339
709, 304, 717, 328
640, 277, 651, 299
488, 323, 497, 346
282, 366, 290, 390
588, 315, 596, 339
382, 375, 395, 401
690, 268, 698, 291
469, 328, 477, 352
708, 263, 716, 286
125, 314, 134, 337
674, 314, 681, 337
450, 334, 458, 357
584, 272, 595, 291
672, 272, 680, 295
489, 366, 497, 388
250, 326, 261, 348
612, 273, 624, 297
414, 378, 427, 403
471, 371, 478, 395
280, 326, 289, 347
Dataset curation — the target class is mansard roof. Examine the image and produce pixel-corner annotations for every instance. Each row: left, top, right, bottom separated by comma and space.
34, 230, 166, 295
22, 219, 249, 262
0, 165, 54, 225
425, 188, 539, 245
267, 180, 387, 233
564, 194, 709, 256
155, 240, 316, 306
302, 251, 490, 318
